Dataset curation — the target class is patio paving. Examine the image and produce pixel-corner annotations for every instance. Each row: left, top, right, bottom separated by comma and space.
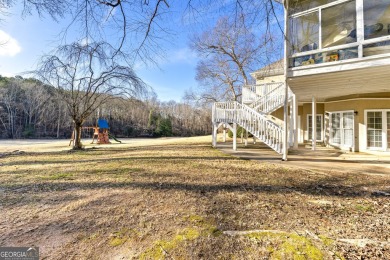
217, 141, 390, 176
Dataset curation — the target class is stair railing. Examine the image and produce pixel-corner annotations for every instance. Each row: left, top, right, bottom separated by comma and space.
213, 101, 283, 154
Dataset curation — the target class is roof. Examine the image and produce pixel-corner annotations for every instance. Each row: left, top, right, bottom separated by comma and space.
98, 119, 109, 129
250, 59, 284, 80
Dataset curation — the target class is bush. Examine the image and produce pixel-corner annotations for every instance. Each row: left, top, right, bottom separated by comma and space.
155, 117, 172, 137
22, 125, 35, 138
227, 126, 253, 138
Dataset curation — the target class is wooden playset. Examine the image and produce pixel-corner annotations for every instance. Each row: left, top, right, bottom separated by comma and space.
93, 119, 111, 144
69, 119, 121, 146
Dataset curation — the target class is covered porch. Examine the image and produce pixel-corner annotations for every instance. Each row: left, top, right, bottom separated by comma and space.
216, 140, 390, 175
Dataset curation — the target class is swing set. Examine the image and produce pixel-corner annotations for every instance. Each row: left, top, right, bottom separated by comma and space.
69, 119, 121, 146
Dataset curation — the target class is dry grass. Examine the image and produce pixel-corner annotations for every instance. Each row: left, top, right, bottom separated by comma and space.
0, 136, 389, 259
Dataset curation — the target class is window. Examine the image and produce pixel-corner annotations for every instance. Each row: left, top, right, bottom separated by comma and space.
289, 0, 337, 14
289, 0, 360, 67
290, 12, 319, 54
331, 113, 341, 144
387, 112, 390, 149
330, 112, 354, 148
367, 111, 383, 148
366, 110, 390, 151
321, 0, 356, 48
289, 0, 356, 53
288, 0, 390, 67
308, 114, 323, 141
342, 112, 354, 147
363, 0, 390, 40
363, 40, 390, 57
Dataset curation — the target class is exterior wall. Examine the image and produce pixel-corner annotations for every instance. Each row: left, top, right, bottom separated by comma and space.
271, 107, 284, 121
255, 75, 284, 85
325, 98, 390, 152
272, 104, 324, 145
256, 60, 390, 152
301, 103, 324, 142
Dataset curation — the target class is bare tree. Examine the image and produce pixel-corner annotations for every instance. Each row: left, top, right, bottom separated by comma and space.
194, 58, 242, 102
21, 81, 49, 127
36, 42, 149, 149
190, 14, 278, 103
0, 80, 23, 138
2, 1, 283, 62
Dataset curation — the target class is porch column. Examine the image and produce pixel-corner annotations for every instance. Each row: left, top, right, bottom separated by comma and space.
233, 123, 237, 151
244, 129, 248, 147
289, 98, 293, 147
282, 0, 290, 161
222, 123, 226, 142
312, 96, 317, 150
212, 123, 217, 148
293, 94, 299, 149
356, 0, 364, 58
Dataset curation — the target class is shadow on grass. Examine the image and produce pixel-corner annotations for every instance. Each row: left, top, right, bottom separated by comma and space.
2, 178, 388, 199
2, 155, 239, 167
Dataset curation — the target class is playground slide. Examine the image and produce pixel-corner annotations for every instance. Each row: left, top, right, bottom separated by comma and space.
108, 132, 122, 143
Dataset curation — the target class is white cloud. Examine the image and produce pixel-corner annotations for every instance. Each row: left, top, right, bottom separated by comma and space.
0, 30, 21, 57
80, 37, 90, 46
0, 71, 16, 77
170, 47, 198, 64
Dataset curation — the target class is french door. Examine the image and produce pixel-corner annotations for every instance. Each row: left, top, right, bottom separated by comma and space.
330, 111, 354, 149
308, 114, 323, 141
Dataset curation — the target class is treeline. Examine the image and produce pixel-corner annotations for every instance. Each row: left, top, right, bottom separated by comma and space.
0, 76, 212, 139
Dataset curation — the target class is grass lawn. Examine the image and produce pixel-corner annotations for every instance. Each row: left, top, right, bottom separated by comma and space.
0, 136, 389, 259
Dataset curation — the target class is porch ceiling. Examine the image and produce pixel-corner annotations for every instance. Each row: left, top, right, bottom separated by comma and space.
287, 64, 390, 102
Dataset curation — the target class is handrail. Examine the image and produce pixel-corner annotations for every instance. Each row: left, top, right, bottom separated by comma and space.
242, 82, 284, 104
251, 85, 293, 114
241, 82, 293, 115
212, 101, 284, 154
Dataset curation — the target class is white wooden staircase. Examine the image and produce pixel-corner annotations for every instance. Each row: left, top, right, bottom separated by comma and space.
212, 82, 293, 154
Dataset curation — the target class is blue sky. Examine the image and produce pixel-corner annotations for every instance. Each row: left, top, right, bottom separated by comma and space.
0, 3, 202, 102
0, 2, 283, 102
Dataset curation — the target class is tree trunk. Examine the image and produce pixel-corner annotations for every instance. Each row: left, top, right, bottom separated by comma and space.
73, 121, 83, 149
57, 105, 61, 139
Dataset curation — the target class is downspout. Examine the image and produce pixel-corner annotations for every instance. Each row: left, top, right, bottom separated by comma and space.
282, 0, 289, 161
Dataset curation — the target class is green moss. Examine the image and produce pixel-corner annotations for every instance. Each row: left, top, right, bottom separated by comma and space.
247, 232, 323, 260
354, 204, 373, 212
175, 228, 200, 241
203, 225, 222, 237
187, 215, 205, 224
109, 237, 126, 247
318, 235, 335, 247
186, 215, 221, 237
140, 227, 200, 260
140, 216, 222, 259
334, 252, 346, 260
108, 228, 139, 247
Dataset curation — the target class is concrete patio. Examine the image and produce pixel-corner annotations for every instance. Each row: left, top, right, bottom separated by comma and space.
217, 141, 390, 176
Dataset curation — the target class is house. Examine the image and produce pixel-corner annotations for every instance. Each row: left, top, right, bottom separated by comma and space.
212, 0, 390, 159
